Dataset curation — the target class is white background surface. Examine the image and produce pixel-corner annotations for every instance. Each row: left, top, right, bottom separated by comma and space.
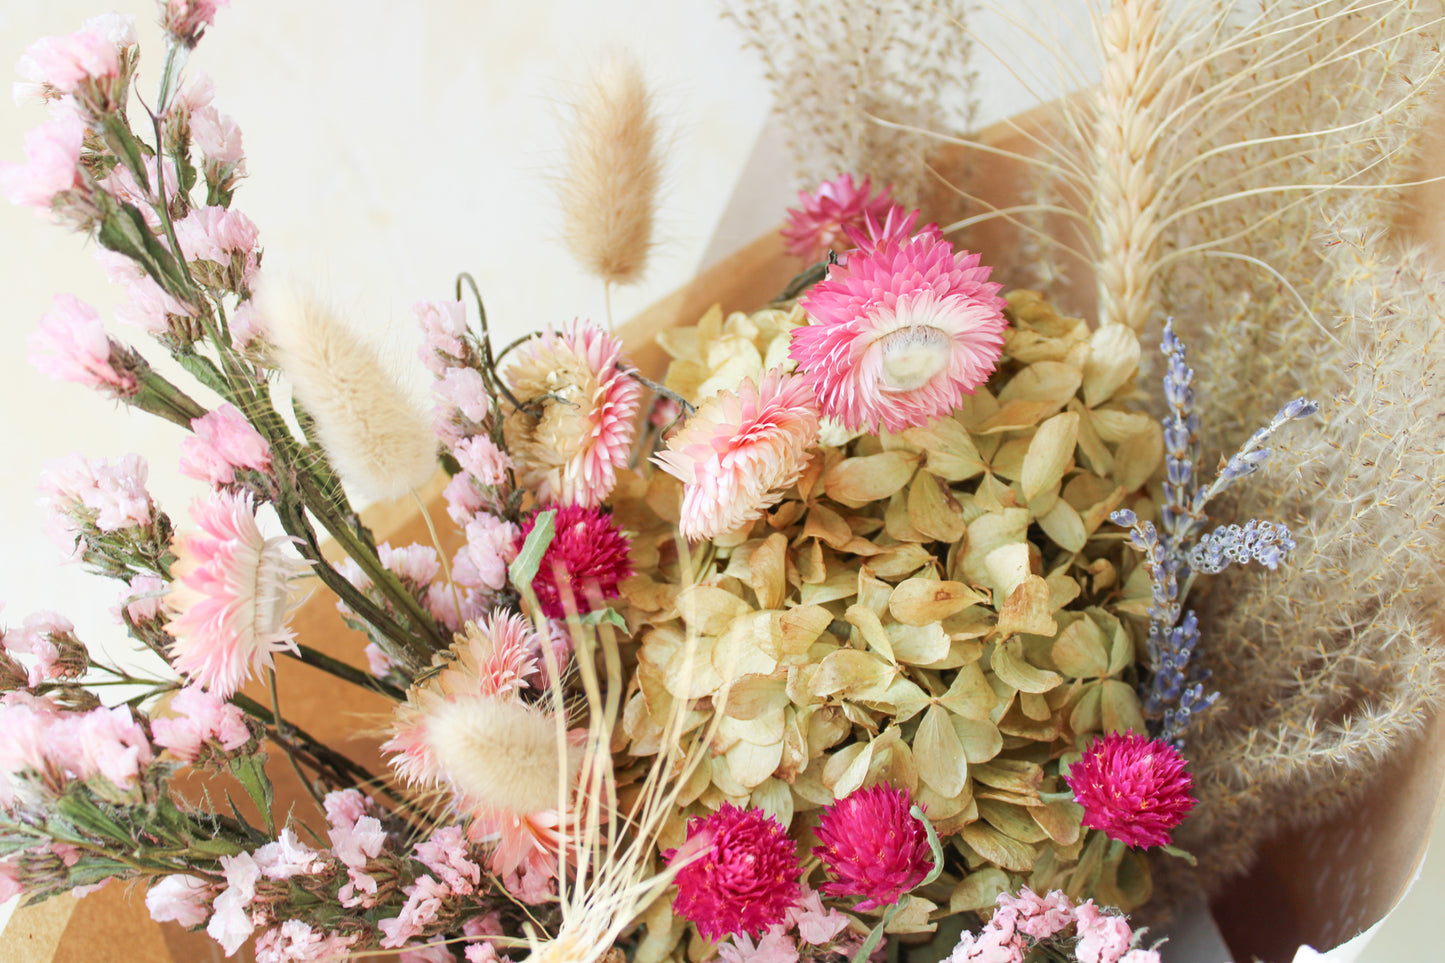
0, 2, 1436, 959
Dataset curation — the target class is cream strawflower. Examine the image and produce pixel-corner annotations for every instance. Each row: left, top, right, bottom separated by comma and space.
503, 321, 642, 508
792, 233, 1008, 433
653, 369, 818, 541
165, 493, 310, 697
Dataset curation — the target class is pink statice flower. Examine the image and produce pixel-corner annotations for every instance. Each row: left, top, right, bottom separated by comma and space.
516, 505, 632, 619
207, 851, 260, 955
1064, 731, 1195, 849
717, 926, 801, 963
165, 493, 311, 697
174, 205, 259, 263
792, 233, 1007, 433
253, 921, 357, 963
454, 436, 513, 489
115, 276, 195, 336
150, 685, 251, 763
330, 812, 387, 908
229, 300, 266, 350
16, 13, 135, 104
399, 946, 457, 963
0, 110, 85, 211
4, 611, 84, 686
414, 825, 481, 896
253, 828, 327, 880
323, 788, 369, 830
53, 704, 155, 790
997, 887, 1074, 941
161, 0, 231, 45
653, 370, 818, 540
180, 403, 273, 487
814, 784, 933, 910
781, 173, 895, 262
28, 294, 138, 396
415, 299, 470, 373
443, 471, 488, 527
503, 321, 642, 508
786, 889, 851, 946
39, 452, 154, 543
191, 105, 245, 168
144, 873, 214, 928
0, 859, 21, 904
452, 514, 520, 594
365, 642, 397, 677
433, 367, 490, 445
379, 874, 450, 949
120, 573, 168, 624
1073, 900, 1135, 963
667, 803, 802, 940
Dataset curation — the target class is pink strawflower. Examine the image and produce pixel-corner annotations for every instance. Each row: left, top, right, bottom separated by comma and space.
414, 825, 482, 896
814, 784, 933, 910
997, 887, 1074, 941
781, 174, 895, 262
1064, 731, 1195, 849
28, 294, 138, 395
180, 403, 272, 486
253, 921, 357, 963
379, 874, 450, 949
653, 370, 819, 541
416, 299, 470, 373
503, 321, 642, 508
161, 1, 231, 45
165, 493, 310, 697
1072, 901, 1136, 963
0, 110, 85, 210
667, 803, 802, 940
145, 873, 214, 928
16, 13, 134, 101
516, 505, 632, 619
792, 233, 1007, 433
151, 685, 251, 762
843, 205, 944, 256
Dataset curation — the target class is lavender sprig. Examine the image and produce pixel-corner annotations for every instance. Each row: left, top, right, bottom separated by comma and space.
1113, 323, 1317, 748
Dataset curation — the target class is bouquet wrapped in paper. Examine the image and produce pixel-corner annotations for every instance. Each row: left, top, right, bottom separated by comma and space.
4, 2, 1445, 962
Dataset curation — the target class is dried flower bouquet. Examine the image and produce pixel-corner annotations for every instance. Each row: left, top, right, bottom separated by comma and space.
5, 2, 1445, 963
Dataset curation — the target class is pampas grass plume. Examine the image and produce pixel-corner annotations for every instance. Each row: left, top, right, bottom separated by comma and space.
259, 283, 436, 502
559, 51, 662, 285
426, 695, 573, 815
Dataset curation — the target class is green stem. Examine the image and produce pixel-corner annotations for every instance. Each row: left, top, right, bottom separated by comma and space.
283, 643, 405, 701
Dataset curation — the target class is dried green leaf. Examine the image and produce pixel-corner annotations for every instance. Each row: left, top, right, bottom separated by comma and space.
824, 451, 920, 505
915, 705, 970, 797
1082, 323, 1141, 407
950, 868, 1011, 912
1052, 616, 1112, 679
890, 578, 986, 626
991, 637, 1063, 694
909, 473, 967, 542
960, 821, 1038, 872
1021, 412, 1080, 501
939, 662, 998, 719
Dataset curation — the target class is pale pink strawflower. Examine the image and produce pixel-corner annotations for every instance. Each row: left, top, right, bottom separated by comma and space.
667, 803, 802, 940
1064, 731, 1195, 849
792, 233, 1008, 433
150, 685, 251, 762
28, 294, 138, 395
471, 806, 571, 882
814, 784, 933, 910
165, 493, 310, 697
144, 873, 214, 928
0, 110, 85, 210
503, 320, 642, 508
516, 505, 632, 619
653, 370, 819, 541
781, 173, 895, 262
180, 403, 273, 487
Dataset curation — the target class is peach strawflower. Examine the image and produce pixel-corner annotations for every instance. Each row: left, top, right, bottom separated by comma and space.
792, 233, 1008, 433
653, 369, 818, 541
503, 321, 642, 508
781, 173, 895, 262
165, 493, 310, 697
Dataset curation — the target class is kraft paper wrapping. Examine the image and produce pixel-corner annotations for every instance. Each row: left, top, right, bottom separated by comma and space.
7, 105, 1445, 963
